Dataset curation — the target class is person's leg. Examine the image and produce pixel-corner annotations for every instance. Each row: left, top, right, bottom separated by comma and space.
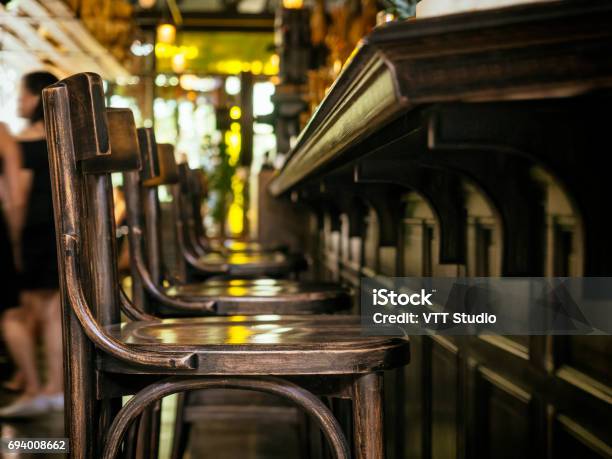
39, 290, 63, 396
1, 304, 40, 398
0, 294, 50, 418
2, 314, 32, 393
3, 369, 24, 392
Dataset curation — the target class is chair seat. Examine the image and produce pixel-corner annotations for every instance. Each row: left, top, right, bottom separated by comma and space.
163, 279, 352, 315
103, 315, 409, 375
191, 251, 305, 277
209, 238, 288, 254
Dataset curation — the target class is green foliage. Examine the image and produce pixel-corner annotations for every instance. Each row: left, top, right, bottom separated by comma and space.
208, 140, 236, 225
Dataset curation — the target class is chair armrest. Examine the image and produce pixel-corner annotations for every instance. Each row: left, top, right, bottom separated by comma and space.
64, 233, 197, 370
131, 227, 218, 313
119, 286, 157, 322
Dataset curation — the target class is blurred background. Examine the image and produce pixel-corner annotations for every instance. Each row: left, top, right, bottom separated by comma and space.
1, 0, 541, 238
0, 0, 415, 240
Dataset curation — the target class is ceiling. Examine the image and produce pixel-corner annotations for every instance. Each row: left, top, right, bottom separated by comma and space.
134, 0, 278, 31
0, 0, 130, 79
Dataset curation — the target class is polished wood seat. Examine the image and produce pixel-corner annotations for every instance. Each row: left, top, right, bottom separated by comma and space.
214, 238, 284, 254
125, 129, 346, 317
164, 279, 351, 315
189, 250, 300, 277
104, 315, 407, 375
119, 127, 352, 455
44, 72, 409, 459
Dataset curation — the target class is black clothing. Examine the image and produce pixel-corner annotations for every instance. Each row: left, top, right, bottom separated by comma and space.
20, 139, 58, 290
0, 207, 19, 311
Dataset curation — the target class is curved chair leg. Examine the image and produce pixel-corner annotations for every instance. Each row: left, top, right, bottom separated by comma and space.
102, 376, 350, 459
352, 373, 384, 459
135, 407, 153, 459
135, 402, 162, 459
123, 414, 140, 459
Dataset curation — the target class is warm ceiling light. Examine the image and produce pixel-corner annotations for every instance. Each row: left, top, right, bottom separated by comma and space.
139, 0, 156, 8
171, 53, 186, 73
283, 0, 303, 8
156, 23, 176, 45
229, 106, 242, 120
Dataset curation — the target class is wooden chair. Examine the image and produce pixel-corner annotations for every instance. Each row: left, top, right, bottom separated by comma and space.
43, 72, 410, 459
123, 129, 351, 317
116, 123, 355, 456
143, 139, 305, 280
178, 164, 288, 255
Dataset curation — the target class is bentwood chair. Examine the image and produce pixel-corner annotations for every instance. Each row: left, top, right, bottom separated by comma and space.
124, 129, 351, 317
115, 123, 355, 457
44, 72, 410, 459
137, 138, 304, 280
178, 164, 288, 255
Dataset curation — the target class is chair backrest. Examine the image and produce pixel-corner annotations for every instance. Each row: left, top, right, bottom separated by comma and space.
126, 129, 189, 313
137, 127, 160, 186
44, 72, 196, 370
157, 143, 180, 185
175, 163, 207, 257
188, 168, 209, 243
44, 73, 142, 327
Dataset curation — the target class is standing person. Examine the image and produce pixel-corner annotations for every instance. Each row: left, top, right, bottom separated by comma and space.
0, 71, 61, 418
0, 122, 25, 390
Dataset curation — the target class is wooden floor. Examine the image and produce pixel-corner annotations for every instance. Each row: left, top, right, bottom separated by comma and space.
0, 388, 301, 459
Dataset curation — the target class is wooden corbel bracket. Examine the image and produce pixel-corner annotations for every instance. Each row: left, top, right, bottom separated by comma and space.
355, 158, 466, 265
428, 101, 612, 275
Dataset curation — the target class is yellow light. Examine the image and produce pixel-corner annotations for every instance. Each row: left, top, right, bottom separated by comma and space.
333, 59, 342, 75
172, 53, 186, 73
264, 54, 280, 76
241, 61, 251, 72
139, 0, 156, 7
230, 122, 241, 132
226, 325, 252, 344
155, 43, 168, 58
228, 175, 244, 235
156, 23, 176, 45
251, 60, 263, 75
225, 131, 241, 166
228, 280, 247, 286
283, 0, 303, 8
216, 60, 237, 75
155, 44, 198, 60
229, 106, 241, 120
182, 46, 199, 59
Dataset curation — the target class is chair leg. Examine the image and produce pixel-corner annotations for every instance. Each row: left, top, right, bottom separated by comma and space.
170, 393, 191, 459
123, 414, 140, 459
136, 408, 151, 458
352, 373, 384, 459
65, 322, 97, 459
150, 401, 162, 459
135, 403, 161, 459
